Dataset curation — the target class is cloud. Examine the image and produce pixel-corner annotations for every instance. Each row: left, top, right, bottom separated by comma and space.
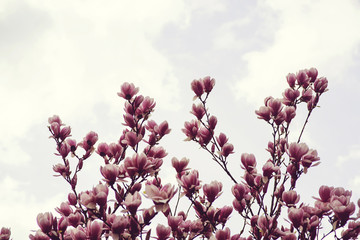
0, 176, 65, 239
232, 0, 360, 106
337, 144, 360, 167
0, 0, 192, 165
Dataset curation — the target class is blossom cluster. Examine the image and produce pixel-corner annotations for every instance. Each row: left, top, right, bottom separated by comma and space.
1, 69, 359, 240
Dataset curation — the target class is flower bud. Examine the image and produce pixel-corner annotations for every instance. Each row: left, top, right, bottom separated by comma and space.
313, 77, 328, 93
286, 73, 296, 88
307, 67, 318, 82
191, 79, 204, 97
203, 76, 215, 93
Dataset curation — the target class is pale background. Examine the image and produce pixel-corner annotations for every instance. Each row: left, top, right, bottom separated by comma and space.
1, 0, 360, 239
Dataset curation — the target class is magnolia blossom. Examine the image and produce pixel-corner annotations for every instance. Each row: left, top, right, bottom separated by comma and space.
145, 183, 177, 212
123, 192, 142, 215
117, 82, 139, 100
36, 212, 53, 233
203, 181, 223, 203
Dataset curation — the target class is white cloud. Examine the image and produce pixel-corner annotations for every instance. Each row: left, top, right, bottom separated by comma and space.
0, 176, 65, 239
0, 0, 192, 165
337, 144, 360, 167
233, 0, 360, 106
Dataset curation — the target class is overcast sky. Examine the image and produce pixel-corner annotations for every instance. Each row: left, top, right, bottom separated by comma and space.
1, 0, 360, 239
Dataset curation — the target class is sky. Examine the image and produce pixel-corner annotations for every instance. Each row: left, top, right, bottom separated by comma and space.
1, 0, 360, 238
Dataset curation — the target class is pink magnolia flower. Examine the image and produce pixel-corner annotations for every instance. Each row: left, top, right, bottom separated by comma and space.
36, 212, 53, 233
221, 143, 234, 158
59, 126, 71, 141
68, 192, 77, 205
168, 215, 183, 231
80, 191, 96, 209
232, 183, 251, 201
267, 98, 283, 117
241, 153, 257, 173
255, 106, 271, 122
288, 208, 304, 228
100, 164, 119, 185
191, 79, 205, 97
123, 113, 136, 128
171, 157, 190, 175
123, 191, 142, 215
314, 77, 328, 93
145, 146, 167, 158
203, 76, 215, 93
155, 121, 171, 137
108, 143, 123, 162
156, 224, 171, 240
133, 94, 144, 108
96, 142, 109, 157
145, 183, 177, 212
330, 198, 355, 224
50, 122, 60, 138
121, 131, 142, 148
182, 120, 199, 140
86, 220, 103, 240
29, 230, 50, 240
233, 199, 246, 213
48, 115, 62, 125
286, 73, 296, 88
55, 202, 73, 217
93, 183, 109, 206
142, 207, 156, 225
208, 115, 217, 130
257, 215, 276, 236
262, 161, 279, 179
315, 185, 334, 204
80, 131, 99, 151
282, 88, 300, 105
282, 190, 300, 206
284, 106, 296, 123
110, 215, 129, 236
287, 142, 309, 163
117, 82, 139, 100
203, 180, 223, 203
67, 212, 82, 227
215, 227, 230, 239
341, 221, 360, 239
179, 170, 201, 197
57, 142, 70, 158
70, 226, 87, 240
296, 69, 309, 87
300, 89, 313, 102
191, 103, 206, 120
0, 227, 11, 240
216, 133, 228, 147
66, 138, 77, 152
218, 206, 233, 223
124, 153, 152, 177
197, 127, 212, 146
307, 67, 318, 82
137, 96, 156, 116
301, 149, 320, 170
58, 216, 68, 232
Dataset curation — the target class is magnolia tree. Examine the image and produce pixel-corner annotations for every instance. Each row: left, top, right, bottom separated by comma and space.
2, 68, 360, 240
